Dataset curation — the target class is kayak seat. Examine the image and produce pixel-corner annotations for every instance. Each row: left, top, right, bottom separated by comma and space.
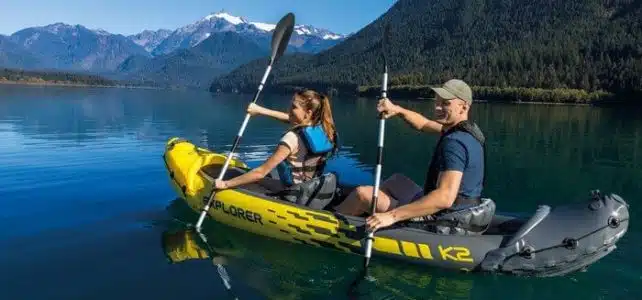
270, 172, 338, 210
406, 198, 496, 235
200, 164, 338, 210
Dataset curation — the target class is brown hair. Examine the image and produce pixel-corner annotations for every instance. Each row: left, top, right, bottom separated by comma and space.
293, 89, 336, 144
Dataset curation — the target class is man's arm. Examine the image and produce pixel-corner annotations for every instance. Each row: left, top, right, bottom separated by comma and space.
388, 170, 462, 222
365, 138, 467, 232
379, 98, 443, 133
397, 106, 444, 134
389, 138, 466, 221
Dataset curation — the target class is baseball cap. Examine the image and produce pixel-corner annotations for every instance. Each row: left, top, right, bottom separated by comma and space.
430, 79, 473, 105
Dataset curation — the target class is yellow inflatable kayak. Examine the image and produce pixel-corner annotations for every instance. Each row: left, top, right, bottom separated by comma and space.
162, 137, 629, 277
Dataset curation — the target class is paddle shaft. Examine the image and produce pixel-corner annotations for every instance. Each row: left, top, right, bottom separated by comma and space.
195, 65, 273, 230
196, 231, 239, 300
363, 66, 388, 267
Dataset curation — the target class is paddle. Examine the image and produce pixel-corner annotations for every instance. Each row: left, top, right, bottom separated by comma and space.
195, 12, 295, 232
348, 23, 391, 296
363, 22, 391, 270
162, 222, 239, 300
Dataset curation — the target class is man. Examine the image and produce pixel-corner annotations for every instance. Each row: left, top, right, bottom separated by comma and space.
334, 79, 486, 233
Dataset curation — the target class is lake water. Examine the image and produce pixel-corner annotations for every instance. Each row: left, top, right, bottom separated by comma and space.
0, 85, 640, 299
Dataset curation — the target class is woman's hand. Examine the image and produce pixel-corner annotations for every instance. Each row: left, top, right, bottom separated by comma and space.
247, 103, 265, 116
214, 179, 228, 190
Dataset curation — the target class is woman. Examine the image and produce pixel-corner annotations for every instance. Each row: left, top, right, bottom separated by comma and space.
213, 89, 338, 192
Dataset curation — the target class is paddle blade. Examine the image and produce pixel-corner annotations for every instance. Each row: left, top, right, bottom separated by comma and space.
270, 12, 295, 64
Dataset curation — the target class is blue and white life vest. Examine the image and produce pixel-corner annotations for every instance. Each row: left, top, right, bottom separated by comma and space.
276, 125, 338, 186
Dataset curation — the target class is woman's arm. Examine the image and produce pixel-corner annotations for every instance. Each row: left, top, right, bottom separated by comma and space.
248, 103, 289, 123
215, 144, 291, 189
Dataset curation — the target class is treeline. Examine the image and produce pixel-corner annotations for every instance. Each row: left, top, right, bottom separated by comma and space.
211, 0, 642, 104
358, 84, 618, 104
0, 68, 167, 89
0, 68, 117, 86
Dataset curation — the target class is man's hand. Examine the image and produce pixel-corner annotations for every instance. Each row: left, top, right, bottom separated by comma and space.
377, 97, 402, 119
366, 212, 397, 232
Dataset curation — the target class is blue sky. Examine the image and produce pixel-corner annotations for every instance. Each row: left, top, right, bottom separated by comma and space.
0, 0, 398, 35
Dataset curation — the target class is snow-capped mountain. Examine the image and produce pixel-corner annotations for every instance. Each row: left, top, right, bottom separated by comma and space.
117, 31, 269, 88
150, 10, 347, 56
9, 23, 150, 72
0, 10, 349, 81
128, 29, 172, 52
294, 25, 343, 40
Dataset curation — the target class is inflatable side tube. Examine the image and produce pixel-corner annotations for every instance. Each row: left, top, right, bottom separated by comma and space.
503, 205, 550, 247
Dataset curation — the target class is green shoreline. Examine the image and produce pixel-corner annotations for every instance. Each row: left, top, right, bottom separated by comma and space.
357, 84, 620, 105
2, 76, 637, 107
0, 80, 162, 90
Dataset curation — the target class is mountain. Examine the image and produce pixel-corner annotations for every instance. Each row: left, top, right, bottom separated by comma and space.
151, 10, 347, 56
211, 0, 642, 99
0, 10, 347, 79
127, 29, 172, 52
9, 23, 150, 72
117, 31, 267, 88
0, 35, 42, 69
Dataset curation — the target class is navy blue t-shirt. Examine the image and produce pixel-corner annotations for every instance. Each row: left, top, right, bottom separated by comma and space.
437, 131, 484, 198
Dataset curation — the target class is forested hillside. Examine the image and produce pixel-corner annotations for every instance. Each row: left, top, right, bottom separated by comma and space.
211, 0, 642, 103
0, 68, 117, 86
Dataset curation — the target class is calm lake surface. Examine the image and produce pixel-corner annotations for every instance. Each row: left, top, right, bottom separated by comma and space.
0, 85, 640, 299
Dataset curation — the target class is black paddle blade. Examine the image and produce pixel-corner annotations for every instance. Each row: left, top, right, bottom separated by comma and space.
270, 12, 295, 64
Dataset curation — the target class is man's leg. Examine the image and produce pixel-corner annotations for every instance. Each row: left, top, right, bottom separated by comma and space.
333, 173, 421, 216
380, 173, 424, 203
333, 185, 397, 216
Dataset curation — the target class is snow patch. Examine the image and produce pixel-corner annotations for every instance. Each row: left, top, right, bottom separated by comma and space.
250, 22, 275, 32
24, 32, 40, 47
44, 23, 71, 34
132, 39, 147, 47
323, 34, 342, 40
205, 11, 245, 25
93, 28, 111, 36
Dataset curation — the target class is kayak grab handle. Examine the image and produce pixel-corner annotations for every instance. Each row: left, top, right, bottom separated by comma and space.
503, 205, 551, 248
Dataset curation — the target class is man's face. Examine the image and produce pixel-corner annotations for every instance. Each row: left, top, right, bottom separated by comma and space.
434, 95, 468, 125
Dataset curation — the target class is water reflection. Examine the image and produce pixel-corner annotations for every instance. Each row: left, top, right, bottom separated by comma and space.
161, 198, 478, 300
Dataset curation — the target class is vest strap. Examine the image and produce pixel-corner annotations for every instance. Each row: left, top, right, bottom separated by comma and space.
423, 120, 486, 196
289, 161, 327, 173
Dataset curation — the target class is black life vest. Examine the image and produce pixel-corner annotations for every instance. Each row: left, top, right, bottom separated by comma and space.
405, 121, 493, 235
422, 120, 487, 204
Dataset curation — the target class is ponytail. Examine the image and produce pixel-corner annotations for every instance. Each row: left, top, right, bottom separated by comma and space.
319, 94, 336, 144
293, 89, 337, 145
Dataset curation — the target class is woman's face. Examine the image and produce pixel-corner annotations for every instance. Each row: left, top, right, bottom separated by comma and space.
288, 97, 312, 125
